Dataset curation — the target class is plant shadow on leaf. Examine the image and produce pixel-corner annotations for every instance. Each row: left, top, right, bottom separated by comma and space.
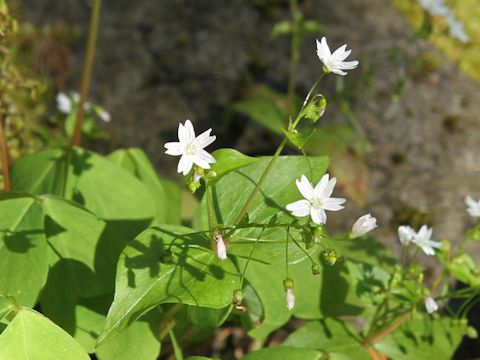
95, 219, 152, 292
320, 257, 363, 317
41, 259, 101, 335
1, 228, 44, 253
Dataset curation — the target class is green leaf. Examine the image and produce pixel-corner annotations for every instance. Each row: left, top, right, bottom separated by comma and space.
443, 253, 480, 287
97, 225, 238, 345
242, 347, 323, 360
207, 148, 259, 186
0, 193, 48, 306
243, 261, 292, 339
0, 308, 90, 360
108, 148, 181, 225
283, 319, 370, 360
187, 305, 231, 329
195, 156, 330, 264
375, 317, 467, 359
39, 196, 110, 333
231, 85, 290, 135
96, 310, 161, 360
11, 146, 156, 221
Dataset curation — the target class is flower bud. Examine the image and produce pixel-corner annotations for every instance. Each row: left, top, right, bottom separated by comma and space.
313, 225, 324, 243
232, 289, 246, 311
467, 326, 478, 339
351, 214, 377, 238
323, 249, 339, 266
424, 296, 438, 314
283, 278, 295, 310
214, 231, 227, 261
301, 94, 327, 123
311, 263, 320, 275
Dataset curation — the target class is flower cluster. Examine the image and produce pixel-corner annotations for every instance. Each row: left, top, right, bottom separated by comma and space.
397, 225, 441, 256
56, 92, 111, 122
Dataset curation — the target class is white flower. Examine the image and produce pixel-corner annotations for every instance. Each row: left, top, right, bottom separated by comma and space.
286, 287, 295, 310
286, 174, 346, 225
448, 16, 469, 43
412, 225, 441, 256
164, 119, 216, 176
398, 225, 416, 245
465, 196, 480, 218
316, 37, 359, 76
98, 109, 111, 122
351, 214, 377, 238
56, 92, 72, 113
214, 232, 227, 261
425, 296, 438, 314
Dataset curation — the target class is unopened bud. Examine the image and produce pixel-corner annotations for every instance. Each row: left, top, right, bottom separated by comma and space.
283, 278, 295, 310
232, 289, 246, 311
311, 263, 320, 275
214, 231, 227, 261
313, 225, 324, 243
323, 249, 339, 266
467, 326, 478, 339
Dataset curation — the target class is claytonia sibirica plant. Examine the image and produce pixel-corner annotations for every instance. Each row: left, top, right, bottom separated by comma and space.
1, 6, 480, 356
164, 119, 216, 176
316, 37, 359, 75
286, 174, 346, 225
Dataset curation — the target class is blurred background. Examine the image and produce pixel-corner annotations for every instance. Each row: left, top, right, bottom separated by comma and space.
3, 0, 480, 275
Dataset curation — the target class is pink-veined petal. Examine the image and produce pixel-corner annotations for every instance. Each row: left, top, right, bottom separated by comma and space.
164, 142, 183, 156
286, 199, 311, 217
296, 175, 314, 200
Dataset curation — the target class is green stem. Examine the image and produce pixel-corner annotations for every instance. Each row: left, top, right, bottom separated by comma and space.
232, 138, 288, 226
71, 0, 102, 147
285, 0, 301, 126
231, 72, 326, 228
206, 186, 216, 234
0, 114, 10, 192
158, 303, 184, 340
239, 226, 266, 287
289, 232, 315, 265
285, 227, 290, 277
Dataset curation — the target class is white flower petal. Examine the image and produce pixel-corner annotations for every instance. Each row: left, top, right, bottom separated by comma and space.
310, 207, 326, 225
177, 155, 193, 175
322, 197, 346, 211
339, 60, 359, 70
351, 214, 377, 238
192, 149, 216, 169
398, 225, 415, 245
286, 288, 295, 310
313, 173, 330, 198
296, 175, 315, 200
164, 142, 183, 156
193, 129, 216, 149
286, 199, 311, 217
183, 119, 196, 143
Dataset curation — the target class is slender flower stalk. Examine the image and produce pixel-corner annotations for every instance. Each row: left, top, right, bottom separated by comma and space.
71, 0, 102, 147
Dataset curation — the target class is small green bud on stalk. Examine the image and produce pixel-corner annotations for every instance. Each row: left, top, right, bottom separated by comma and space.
311, 263, 320, 275
323, 249, 340, 265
